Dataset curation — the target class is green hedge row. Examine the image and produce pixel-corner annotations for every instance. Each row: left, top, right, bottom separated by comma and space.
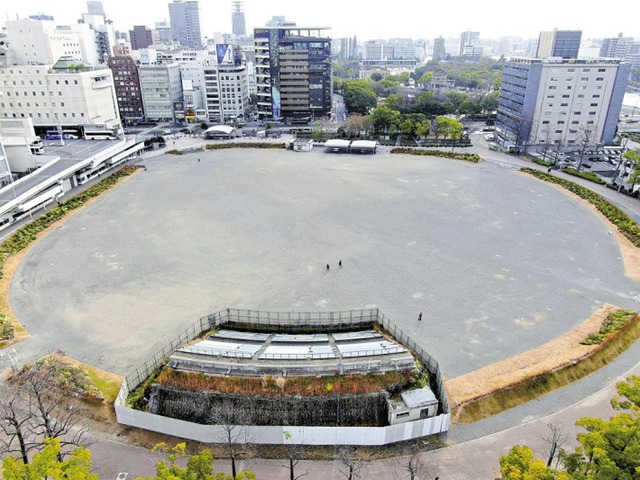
390, 148, 481, 163
522, 167, 640, 247
204, 142, 287, 150
561, 167, 607, 185
0, 165, 139, 279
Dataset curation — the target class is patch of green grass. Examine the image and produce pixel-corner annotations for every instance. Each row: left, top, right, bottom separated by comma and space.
81, 365, 122, 402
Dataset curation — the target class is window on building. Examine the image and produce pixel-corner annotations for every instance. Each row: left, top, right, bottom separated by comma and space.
596, 77, 604, 81
555, 130, 563, 133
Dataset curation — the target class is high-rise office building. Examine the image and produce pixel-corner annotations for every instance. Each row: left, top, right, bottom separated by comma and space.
108, 55, 145, 124
338, 37, 357, 59
168, 0, 202, 49
459, 31, 479, 55
254, 21, 332, 122
536, 30, 582, 59
496, 58, 630, 149
600, 33, 635, 58
433, 36, 446, 61
129, 25, 156, 50
231, 1, 246, 37
138, 62, 183, 121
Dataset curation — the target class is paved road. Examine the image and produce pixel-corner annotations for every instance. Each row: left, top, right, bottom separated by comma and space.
87, 354, 640, 479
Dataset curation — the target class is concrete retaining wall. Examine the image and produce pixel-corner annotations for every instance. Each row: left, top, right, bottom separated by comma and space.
115, 402, 450, 445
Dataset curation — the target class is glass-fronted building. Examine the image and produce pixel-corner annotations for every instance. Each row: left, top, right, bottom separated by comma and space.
254, 25, 332, 122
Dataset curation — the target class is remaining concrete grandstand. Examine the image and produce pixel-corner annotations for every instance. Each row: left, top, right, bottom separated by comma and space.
169, 328, 416, 377
115, 308, 450, 445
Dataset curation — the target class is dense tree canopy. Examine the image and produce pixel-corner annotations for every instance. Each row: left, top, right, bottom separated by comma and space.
2, 439, 97, 480
497, 375, 640, 480
342, 80, 377, 115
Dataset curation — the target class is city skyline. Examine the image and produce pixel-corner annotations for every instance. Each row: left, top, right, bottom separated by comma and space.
1, 0, 639, 42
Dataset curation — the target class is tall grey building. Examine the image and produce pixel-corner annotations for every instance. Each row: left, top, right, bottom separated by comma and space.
536, 30, 581, 59
433, 36, 446, 61
231, 1, 246, 37
168, 0, 202, 49
459, 31, 479, 55
600, 33, 635, 58
129, 25, 155, 50
338, 36, 358, 59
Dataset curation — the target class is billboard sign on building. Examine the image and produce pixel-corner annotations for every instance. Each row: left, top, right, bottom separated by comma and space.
173, 101, 185, 121
216, 44, 230, 64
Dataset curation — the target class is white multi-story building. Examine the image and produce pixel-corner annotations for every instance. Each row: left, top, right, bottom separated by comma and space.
203, 47, 250, 123
179, 62, 206, 120
5, 19, 85, 65
497, 58, 631, 149
79, 12, 117, 64
363, 40, 385, 61
138, 62, 183, 121
0, 61, 121, 132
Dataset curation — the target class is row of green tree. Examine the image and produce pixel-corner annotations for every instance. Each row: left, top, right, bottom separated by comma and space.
333, 57, 504, 92
340, 110, 465, 141
497, 375, 640, 479
337, 78, 499, 119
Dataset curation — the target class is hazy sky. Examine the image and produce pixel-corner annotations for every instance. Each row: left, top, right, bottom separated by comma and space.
1, 0, 638, 41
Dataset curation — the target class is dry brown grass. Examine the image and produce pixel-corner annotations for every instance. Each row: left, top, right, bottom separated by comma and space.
452, 315, 640, 423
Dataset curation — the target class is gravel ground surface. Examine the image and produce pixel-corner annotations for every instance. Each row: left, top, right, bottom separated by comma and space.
8, 147, 638, 380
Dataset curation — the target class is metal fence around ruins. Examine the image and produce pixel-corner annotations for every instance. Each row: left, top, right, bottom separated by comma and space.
118, 308, 449, 414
